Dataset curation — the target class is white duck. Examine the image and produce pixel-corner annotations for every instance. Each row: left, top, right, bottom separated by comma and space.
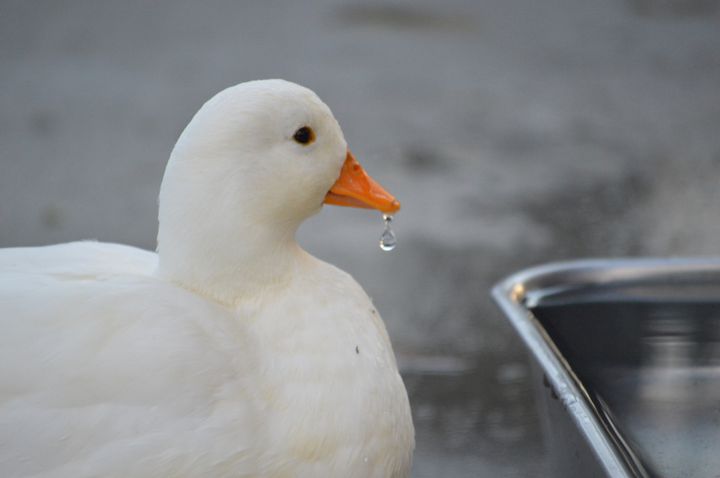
0, 79, 414, 478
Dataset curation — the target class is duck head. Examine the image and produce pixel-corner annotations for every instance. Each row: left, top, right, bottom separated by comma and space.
156, 79, 399, 302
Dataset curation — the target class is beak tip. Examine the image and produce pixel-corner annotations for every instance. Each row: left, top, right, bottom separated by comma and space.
385, 199, 401, 214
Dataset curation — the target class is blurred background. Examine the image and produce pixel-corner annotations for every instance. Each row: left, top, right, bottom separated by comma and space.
1, 0, 719, 475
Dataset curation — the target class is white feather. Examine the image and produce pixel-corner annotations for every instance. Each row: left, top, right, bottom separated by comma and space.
0, 80, 414, 478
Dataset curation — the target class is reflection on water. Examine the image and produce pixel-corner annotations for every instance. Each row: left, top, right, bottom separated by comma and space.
400, 354, 546, 477
533, 291, 720, 478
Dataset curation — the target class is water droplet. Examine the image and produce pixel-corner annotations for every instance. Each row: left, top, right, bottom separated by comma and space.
379, 214, 397, 251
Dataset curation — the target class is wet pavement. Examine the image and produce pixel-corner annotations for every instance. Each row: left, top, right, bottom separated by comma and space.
1, 0, 719, 475
404, 356, 545, 476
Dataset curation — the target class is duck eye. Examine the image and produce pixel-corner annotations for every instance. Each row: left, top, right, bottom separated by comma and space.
293, 126, 315, 145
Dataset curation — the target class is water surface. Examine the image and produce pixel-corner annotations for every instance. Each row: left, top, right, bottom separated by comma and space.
533, 288, 720, 478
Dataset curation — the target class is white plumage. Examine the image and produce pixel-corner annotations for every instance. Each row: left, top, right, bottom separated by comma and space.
0, 80, 414, 478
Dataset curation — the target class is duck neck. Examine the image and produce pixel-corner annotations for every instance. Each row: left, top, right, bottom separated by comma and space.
156, 219, 305, 306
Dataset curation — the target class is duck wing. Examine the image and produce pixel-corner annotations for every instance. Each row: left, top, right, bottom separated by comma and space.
0, 242, 259, 477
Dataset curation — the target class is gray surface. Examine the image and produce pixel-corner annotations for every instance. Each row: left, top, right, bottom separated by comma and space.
1, 0, 719, 475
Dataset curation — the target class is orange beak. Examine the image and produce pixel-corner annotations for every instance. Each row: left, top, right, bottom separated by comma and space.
324, 150, 401, 214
